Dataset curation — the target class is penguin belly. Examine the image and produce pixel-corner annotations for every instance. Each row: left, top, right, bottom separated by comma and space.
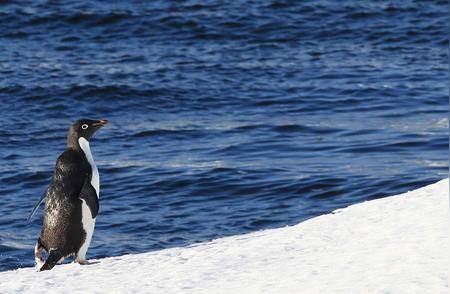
77, 200, 96, 261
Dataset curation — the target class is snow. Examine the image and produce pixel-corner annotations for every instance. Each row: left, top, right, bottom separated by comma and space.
1, 179, 448, 293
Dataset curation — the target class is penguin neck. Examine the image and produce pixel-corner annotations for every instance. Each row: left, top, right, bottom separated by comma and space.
67, 136, 96, 164
67, 126, 77, 149
67, 134, 82, 152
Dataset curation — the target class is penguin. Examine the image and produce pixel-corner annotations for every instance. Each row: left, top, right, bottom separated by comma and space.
34, 119, 108, 271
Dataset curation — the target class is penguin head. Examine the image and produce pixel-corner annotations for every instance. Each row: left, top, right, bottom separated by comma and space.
67, 119, 108, 148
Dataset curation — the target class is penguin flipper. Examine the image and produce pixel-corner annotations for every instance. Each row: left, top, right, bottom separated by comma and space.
27, 190, 47, 223
79, 178, 99, 219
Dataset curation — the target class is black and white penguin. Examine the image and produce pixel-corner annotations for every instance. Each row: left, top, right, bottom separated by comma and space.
34, 119, 108, 271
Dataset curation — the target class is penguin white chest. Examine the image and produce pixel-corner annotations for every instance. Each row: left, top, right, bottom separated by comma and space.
77, 137, 99, 260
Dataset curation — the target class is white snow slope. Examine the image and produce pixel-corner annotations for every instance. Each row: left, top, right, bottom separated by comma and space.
1, 179, 448, 293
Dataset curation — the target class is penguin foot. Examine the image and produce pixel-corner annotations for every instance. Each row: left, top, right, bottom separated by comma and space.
77, 259, 99, 265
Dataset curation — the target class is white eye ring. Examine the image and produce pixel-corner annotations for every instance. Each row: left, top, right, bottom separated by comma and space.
81, 124, 89, 130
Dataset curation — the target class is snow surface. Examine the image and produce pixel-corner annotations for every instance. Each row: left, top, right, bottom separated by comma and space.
1, 179, 448, 293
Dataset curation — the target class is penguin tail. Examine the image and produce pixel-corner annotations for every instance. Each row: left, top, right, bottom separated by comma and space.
39, 249, 63, 272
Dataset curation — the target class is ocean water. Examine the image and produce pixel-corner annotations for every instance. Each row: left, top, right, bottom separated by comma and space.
0, 0, 447, 272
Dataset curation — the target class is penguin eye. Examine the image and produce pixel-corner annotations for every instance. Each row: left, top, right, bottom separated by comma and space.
81, 124, 89, 130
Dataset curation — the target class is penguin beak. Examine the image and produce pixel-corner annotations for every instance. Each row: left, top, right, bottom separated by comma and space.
93, 119, 109, 126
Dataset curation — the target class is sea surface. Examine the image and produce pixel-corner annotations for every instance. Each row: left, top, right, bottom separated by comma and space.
0, 0, 447, 272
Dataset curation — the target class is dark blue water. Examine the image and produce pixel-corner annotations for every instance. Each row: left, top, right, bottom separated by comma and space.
0, 0, 447, 272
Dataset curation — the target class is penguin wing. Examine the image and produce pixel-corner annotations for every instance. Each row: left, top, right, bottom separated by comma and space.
27, 190, 47, 223
79, 176, 99, 219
